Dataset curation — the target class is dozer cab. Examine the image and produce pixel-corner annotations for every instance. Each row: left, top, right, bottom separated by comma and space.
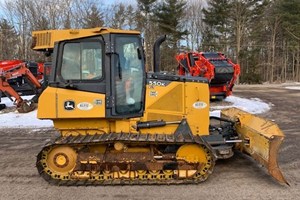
33, 28, 287, 185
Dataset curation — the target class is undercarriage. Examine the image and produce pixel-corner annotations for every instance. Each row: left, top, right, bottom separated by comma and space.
37, 133, 216, 185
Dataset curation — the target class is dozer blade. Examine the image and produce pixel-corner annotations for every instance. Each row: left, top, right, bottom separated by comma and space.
221, 107, 288, 185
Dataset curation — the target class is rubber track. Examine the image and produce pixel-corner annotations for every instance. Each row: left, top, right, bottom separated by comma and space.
36, 132, 215, 186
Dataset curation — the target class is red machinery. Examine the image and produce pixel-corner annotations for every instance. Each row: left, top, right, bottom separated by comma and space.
176, 52, 240, 99
0, 62, 42, 112
0, 60, 44, 94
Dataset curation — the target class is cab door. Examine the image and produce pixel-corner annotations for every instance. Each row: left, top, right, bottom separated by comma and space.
109, 34, 146, 118
52, 36, 106, 118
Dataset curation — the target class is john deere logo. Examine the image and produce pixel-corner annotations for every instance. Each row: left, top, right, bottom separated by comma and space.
64, 101, 75, 110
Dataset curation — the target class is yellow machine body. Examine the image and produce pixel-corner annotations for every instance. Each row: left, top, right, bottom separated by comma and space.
142, 81, 209, 135
38, 79, 210, 136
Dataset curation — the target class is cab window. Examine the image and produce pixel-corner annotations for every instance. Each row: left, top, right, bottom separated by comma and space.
61, 42, 103, 80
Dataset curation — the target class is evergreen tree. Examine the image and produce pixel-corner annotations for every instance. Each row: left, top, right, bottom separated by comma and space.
138, 0, 157, 14
202, 0, 271, 83
277, 0, 300, 39
154, 0, 187, 47
111, 4, 126, 29
136, 0, 157, 31
153, 0, 187, 71
202, 0, 231, 51
82, 5, 104, 28
0, 19, 18, 60
126, 5, 137, 30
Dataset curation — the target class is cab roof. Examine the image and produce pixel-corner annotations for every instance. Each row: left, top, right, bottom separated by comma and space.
32, 27, 141, 51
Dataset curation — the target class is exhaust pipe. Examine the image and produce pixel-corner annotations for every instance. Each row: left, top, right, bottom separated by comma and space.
153, 35, 167, 73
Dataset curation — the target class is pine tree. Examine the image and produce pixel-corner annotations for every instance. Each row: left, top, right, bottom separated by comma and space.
0, 19, 18, 60
202, 0, 271, 83
82, 5, 104, 28
277, 0, 300, 39
126, 5, 137, 30
111, 4, 126, 29
202, 0, 231, 52
136, 0, 157, 31
154, 0, 187, 47
153, 0, 187, 71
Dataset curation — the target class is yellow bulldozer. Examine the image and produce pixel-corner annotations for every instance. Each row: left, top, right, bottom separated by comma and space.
32, 27, 287, 185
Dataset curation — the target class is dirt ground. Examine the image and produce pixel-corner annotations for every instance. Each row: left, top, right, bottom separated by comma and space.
0, 84, 299, 200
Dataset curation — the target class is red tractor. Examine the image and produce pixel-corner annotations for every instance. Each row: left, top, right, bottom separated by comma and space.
176, 52, 240, 100
0, 60, 46, 112
0, 60, 44, 95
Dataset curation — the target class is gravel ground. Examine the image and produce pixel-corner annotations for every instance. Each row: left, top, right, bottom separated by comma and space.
0, 84, 299, 200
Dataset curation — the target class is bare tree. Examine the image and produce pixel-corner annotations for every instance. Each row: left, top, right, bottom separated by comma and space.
183, 0, 206, 51
0, 0, 30, 59
136, 0, 159, 71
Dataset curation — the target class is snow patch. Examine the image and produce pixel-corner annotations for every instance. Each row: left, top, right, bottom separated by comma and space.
209, 110, 221, 118
226, 96, 272, 114
281, 82, 300, 90
284, 86, 300, 90
0, 95, 35, 107
1, 95, 53, 128
210, 96, 272, 118
0, 110, 53, 128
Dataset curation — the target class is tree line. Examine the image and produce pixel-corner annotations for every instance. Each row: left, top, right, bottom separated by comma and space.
0, 0, 299, 83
